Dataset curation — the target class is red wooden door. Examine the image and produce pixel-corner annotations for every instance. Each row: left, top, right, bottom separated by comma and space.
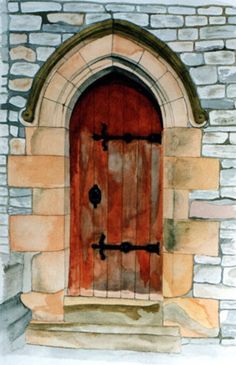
69, 74, 163, 300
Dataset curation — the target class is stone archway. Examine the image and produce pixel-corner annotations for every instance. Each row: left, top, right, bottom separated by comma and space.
8, 21, 220, 332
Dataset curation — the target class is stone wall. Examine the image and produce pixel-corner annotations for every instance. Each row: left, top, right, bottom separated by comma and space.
1, 0, 236, 347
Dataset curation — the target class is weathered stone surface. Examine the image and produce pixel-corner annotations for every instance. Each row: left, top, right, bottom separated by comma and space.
219, 66, 236, 83
194, 255, 221, 265
168, 41, 193, 53
221, 169, 236, 186
10, 138, 26, 155
21, 2, 62, 12
200, 26, 236, 39
209, 16, 226, 25
222, 255, 236, 267
164, 128, 201, 157
21, 291, 64, 321
198, 6, 222, 15
203, 132, 228, 144
210, 110, 236, 126
29, 33, 61, 46
185, 15, 207, 26
64, 3, 104, 12
9, 78, 33, 92
47, 13, 84, 25
198, 85, 225, 99
36, 47, 55, 61
164, 298, 219, 337
8, 156, 68, 188
32, 251, 65, 293
9, 33, 27, 45
194, 283, 236, 300
164, 157, 219, 190
180, 53, 204, 66
223, 268, 236, 287
164, 220, 219, 256
169, 6, 195, 14
42, 24, 79, 33
190, 66, 217, 85
151, 15, 184, 28
10, 46, 36, 62
204, 51, 235, 65
10, 215, 66, 252
10, 62, 39, 77
221, 187, 236, 199
85, 13, 111, 25
190, 200, 236, 219
9, 15, 42, 31
194, 264, 222, 284
178, 28, 198, 40
163, 253, 193, 298
33, 188, 69, 215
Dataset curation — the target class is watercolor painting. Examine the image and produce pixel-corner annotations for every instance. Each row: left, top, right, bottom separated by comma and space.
1, 0, 236, 364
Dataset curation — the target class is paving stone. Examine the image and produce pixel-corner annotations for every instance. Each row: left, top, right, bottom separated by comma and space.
190, 66, 217, 85
200, 26, 236, 39
198, 6, 223, 15
209, 17, 226, 25
189, 190, 219, 200
197, 85, 225, 99
221, 169, 236, 186
113, 13, 148, 26
64, 3, 104, 12
168, 6, 195, 15
222, 256, 236, 267
194, 283, 236, 300
47, 13, 84, 25
186, 15, 207, 26
219, 66, 236, 83
178, 28, 198, 40
223, 268, 236, 287
9, 78, 33, 92
168, 41, 193, 52
9, 96, 26, 108
203, 132, 228, 144
150, 29, 177, 42
194, 265, 222, 284
105, 4, 135, 11
85, 13, 111, 25
204, 51, 235, 65
9, 15, 42, 31
151, 15, 184, 28
21, 1, 62, 12
10, 62, 39, 77
180, 53, 204, 66
220, 188, 236, 199
29, 33, 61, 46
209, 110, 236, 126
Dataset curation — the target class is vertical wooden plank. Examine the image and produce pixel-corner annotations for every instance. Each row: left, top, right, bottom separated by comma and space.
107, 82, 123, 298
93, 84, 109, 297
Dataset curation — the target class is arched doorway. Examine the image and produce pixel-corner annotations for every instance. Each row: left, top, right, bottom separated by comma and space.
69, 73, 163, 300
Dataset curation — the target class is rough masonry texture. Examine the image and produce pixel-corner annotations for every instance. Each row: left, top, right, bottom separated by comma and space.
1, 0, 236, 351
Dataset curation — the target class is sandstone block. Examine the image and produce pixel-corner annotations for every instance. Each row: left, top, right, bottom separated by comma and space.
10, 138, 26, 155
32, 251, 65, 292
8, 156, 68, 188
9, 15, 42, 31
194, 264, 222, 284
26, 127, 68, 156
164, 128, 201, 157
21, 290, 64, 321
9, 78, 33, 92
33, 188, 69, 215
164, 298, 219, 337
10, 215, 65, 252
190, 66, 217, 85
151, 15, 184, 28
164, 157, 219, 190
10, 33, 27, 45
163, 253, 193, 297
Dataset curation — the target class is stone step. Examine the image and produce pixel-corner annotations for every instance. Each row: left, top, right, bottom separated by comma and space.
26, 322, 181, 353
64, 296, 163, 326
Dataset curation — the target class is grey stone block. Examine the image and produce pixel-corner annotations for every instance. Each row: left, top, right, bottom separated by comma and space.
194, 283, 236, 300
226, 8, 236, 15
0, 214, 8, 225
194, 255, 221, 265
203, 132, 228, 144
209, 16, 226, 25
221, 301, 236, 309
203, 145, 236, 159
181, 53, 203, 66
36, 47, 55, 62
222, 255, 236, 267
105, 4, 135, 12
201, 99, 234, 110
198, 6, 223, 15
198, 85, 225, 99
223, 268, 236, 287
168, 41, 193, 52
0, 174, 7, 186
21, 1, 62, 12
9, 196, 31, 209
219, 66, 236, 83
190, 66, 217, 85
9, 15, 42, 31
9, 188, 31, 197
0, 111, 7, 123
221, 326, 236, 338
168, 6, 195, 15
227, 84, 236, 98
150, 29, 177, 42
194, 264, 222, 284
204, 51, 235, 65
136, 5, 166, 13
221, 310, 236, 325
230, 133, 236, 144
8, 2, 19, 12
178, 28, 198, 40
9, 96, 26, 108
150, 15, 183, 28
0, 125, 8, 137
64, 3, 104, 12
200, 26, 236, 39
62, 34, 74, 42
42, 24, 80, 33
0, 140, 9, 155
185, 15, 207, 26
47, 13, 84, 26
113, 13, 148, 27
226, 39, 236, 50
221, 220, 236, 229
29, 33, 61, 46
10, 62, 40, 77
209, 110, 236, 125
189, 190, 219, 200
0, 260, 23, 304
9, 111, 18, 122
221, 242, 236, 255
0, 188, 7, 197
85, 13, 111, 25
9, 207, 32, 215
7, 310, 32, 343
228, 17, 236, 25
